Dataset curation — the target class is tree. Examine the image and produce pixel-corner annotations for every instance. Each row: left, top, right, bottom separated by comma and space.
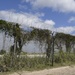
0, 49, 6, 55
0, 20, 12, 51
30, 28, 52, 62
0, 20, 7, 50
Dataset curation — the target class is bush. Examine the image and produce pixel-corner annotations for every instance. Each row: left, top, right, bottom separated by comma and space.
0, 50, 6, 55
54, 51, 66, 63
1, 52, 75, 72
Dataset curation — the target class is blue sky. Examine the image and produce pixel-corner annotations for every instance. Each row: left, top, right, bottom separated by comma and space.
0, 0, 75, 34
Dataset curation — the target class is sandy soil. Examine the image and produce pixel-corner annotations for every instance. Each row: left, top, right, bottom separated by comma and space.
9, 66, 75, 75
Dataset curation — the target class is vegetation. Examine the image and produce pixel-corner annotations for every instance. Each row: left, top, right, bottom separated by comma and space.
0, 53, 75, 72
0, 50, 6, 55
0, 19, 75, 73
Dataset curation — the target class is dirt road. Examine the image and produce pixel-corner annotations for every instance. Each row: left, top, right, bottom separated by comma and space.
9, 66, 75, 75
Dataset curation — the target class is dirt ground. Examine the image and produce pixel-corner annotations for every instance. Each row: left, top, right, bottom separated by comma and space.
9, 66, 75, 75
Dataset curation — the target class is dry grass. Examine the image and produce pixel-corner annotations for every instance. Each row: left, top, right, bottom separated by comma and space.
8, 66, 75, 75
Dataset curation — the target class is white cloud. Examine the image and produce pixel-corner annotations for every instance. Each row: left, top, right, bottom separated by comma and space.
24, 0, 75, 13
0, 10, 55, 30
68, 17, 75, 23
0, 10, 75, 34
55, 26, 75, 34
45, 20, 55, 25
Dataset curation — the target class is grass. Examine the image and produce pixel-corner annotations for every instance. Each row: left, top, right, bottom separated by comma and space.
0, 72, 10, 75
0, 52, 75, 74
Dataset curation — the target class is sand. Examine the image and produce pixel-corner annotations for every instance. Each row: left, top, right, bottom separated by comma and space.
9, 66, 75, 75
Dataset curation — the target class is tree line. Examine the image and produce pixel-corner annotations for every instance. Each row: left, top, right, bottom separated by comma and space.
0, 19, 75, 71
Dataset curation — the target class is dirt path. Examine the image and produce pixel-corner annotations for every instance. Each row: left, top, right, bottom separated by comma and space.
9, 66, 75, 75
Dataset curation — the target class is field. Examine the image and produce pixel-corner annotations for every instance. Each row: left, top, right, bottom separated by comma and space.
0, 53, 75, 75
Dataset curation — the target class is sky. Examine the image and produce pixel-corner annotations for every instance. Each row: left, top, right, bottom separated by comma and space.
0, 0, 75, 52
0, 0, 75, 34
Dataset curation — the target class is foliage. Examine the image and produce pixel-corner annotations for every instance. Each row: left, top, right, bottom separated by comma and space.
0, 50, 6, 55
30, 28, 52, 61
0, 19, 75, 73
0, 53, 75, 72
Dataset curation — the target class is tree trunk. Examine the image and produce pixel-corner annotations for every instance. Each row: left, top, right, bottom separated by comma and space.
14, 36, 16, 56
2, 32, 6, 50
51, 35, 55, 66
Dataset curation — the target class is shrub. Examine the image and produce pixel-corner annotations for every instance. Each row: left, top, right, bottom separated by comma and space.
0, 50, 6, 55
